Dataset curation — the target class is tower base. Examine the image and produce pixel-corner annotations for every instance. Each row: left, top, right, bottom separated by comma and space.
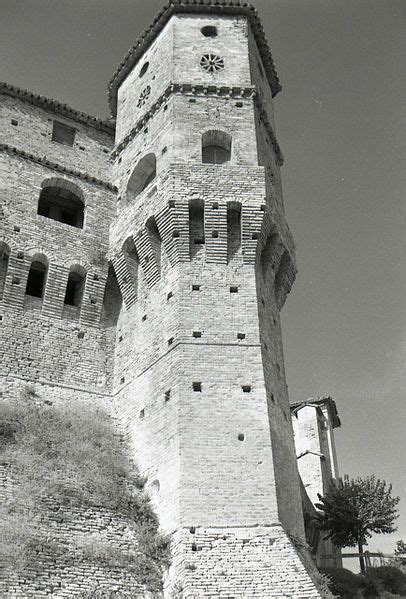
165, 525, 323, 598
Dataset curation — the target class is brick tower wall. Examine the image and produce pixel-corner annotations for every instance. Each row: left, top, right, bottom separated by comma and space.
110, 10, 322, 597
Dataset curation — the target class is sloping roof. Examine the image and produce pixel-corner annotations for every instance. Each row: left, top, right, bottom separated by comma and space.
290, 397, 341, 429
0, 82, 115, 135
108, 0, 281, 115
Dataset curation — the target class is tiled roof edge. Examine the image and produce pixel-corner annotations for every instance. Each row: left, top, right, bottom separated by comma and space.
107, 0, 281, 116
1, 82, 115, 135
290, 396, 341, 428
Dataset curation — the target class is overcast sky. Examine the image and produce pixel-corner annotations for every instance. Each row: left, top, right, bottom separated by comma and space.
1, 0, 405, 561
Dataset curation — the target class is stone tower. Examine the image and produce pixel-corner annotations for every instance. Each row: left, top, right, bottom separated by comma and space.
108, 1, 321, 595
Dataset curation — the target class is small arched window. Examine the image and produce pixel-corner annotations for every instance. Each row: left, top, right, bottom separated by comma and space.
38, 186, 84, 228
25, 258, 48, 299
0, 242, 10, 300
64, 268, 86, 307
127, 154, 157, 198
202, 130, 231, 165
227, 202, 242, 263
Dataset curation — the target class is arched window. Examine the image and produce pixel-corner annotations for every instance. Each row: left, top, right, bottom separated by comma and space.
122, 236, 140, 293
202, 130, 231, 165
227, 202, 242, 263
146, 216, 162, 274
64, 268, 86, 307
38, 185, 84, 228
25, 258, 48, 299
127, 154, 157, 198
101, 266, 122, 328
0, 242, 10, 300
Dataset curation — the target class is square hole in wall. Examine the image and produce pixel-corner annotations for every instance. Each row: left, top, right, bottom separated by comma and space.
77, 331, 85, 339
252, 232, 259, 240
192, 331, 202, 338
139, 408, 145, 419
118, 335, 123, 342
192, 284, 201, 291
235, 101, 243, 108
164, 389, 171, 402
189, 98, 196, 103
172, 230, 180, 238
0, 315, 3, 322
11, 119, 18, 126
168, 337, 174, 346
93, 274, 99, 281
212, 202, 219, 210
17, 251, 24, 260
168, 200, 175, 208
238, 433, 245, 441
192, 382, 202, 392
167, 291, 173, 300
211, 230, 219, 238
142, 314, 147, 321
120, 377, 125, 384
242, 385, 252, 393
194, 237, 205, 245
14, 226, 20, 233
230, 286, 238, 293
237, 333, 246, 340
260, 204, 266, 211
52, 121, 76, 147
90, 296, 97, 304
12, 276, 20, 285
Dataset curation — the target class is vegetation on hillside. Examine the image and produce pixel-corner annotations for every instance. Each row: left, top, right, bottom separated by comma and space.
0, 386, 170, 593
316, 475, 399, 572
321, 566, 406, 598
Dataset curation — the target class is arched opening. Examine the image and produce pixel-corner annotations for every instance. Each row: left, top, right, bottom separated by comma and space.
189, 199, 205, 260
25, 258, 48, 299
202, 130, 231, 165
127, 154, 157, 198
227, 202, 242, 263
261, 233, 278, 281
201, 25, 218, 38
64, 268, 86, 307
146, 217, 162, 274
38, 186, 84, 228
122, 236, 140, 293
0, 242, 10, 300
101, 265, 122, 328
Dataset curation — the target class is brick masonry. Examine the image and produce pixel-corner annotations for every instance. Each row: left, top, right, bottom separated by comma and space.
0, 1, 331, 597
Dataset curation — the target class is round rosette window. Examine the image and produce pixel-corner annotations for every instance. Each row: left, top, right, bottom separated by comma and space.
200, 54, 225, 73
137, 85, 151, 108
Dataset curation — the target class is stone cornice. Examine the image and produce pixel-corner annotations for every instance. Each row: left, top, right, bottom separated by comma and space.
108, 0, 281, 115
113, 82, 283, 165
0, 82, 115, 135
0, 143, 117, 192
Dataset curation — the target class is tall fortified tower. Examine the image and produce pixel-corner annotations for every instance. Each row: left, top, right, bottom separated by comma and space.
109, 1, 320, 596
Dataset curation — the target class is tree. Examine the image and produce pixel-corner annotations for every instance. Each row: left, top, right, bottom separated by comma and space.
394, 540, 406, 568
315, 475, 399, 573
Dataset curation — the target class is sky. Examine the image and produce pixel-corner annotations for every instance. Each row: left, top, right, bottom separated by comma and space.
1, 0, 405, 564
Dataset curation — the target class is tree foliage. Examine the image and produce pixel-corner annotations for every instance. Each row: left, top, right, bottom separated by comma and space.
316, 475, 399, 572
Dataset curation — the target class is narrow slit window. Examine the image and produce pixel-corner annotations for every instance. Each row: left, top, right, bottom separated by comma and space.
189, 199, 205, 259
0, 243, 10, 300
227, 203, 242, 263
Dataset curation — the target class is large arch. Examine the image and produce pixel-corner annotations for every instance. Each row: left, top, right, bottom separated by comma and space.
127, 154, 157, 198
38, 178, 85, 228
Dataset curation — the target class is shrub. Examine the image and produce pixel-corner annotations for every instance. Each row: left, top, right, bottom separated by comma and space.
365, 566, 406, 596
0, 395, 170, 592
320, 567, 364, 598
